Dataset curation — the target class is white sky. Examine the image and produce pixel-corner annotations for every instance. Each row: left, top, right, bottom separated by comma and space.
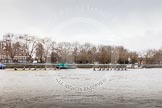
0, 0, 162, 51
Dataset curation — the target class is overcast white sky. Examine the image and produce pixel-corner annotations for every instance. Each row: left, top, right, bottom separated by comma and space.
0, 0, 162, 51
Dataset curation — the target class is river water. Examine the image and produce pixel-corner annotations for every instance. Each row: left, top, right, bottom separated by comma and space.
0, 68, 162, 108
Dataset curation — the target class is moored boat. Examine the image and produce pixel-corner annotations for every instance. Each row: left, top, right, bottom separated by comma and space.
0, 63, 6, 69
56, 63, 76, 69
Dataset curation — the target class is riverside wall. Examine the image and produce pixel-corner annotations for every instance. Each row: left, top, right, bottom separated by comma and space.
4, 63, 127, 68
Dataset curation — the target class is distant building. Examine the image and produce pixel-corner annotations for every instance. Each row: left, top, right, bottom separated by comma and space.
0, 36, 27, 63
0, 40, 5, 63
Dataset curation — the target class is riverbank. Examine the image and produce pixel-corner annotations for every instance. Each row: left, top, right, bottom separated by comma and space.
2, 63, 162, 70
3, 63, 127, 69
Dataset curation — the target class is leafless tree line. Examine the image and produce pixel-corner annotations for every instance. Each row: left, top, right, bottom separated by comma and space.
1, 33, 162, 64
141, 49, 162, 64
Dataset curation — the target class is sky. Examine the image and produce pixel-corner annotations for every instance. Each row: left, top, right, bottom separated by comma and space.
0, 0, 162, 52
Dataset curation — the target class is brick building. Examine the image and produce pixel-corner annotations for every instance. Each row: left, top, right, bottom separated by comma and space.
0, 36, 27, 63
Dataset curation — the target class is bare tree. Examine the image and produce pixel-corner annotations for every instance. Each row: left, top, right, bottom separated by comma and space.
19, 35, 38, 63
128, 51, 139, 64
56, 42, 73, 63
40, 38, 53, 63
36, 42, 45, 63
71, 42, 80, 63
118, 46, 129, 64
98, 45, 112, 64
3, 33, 24, 63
